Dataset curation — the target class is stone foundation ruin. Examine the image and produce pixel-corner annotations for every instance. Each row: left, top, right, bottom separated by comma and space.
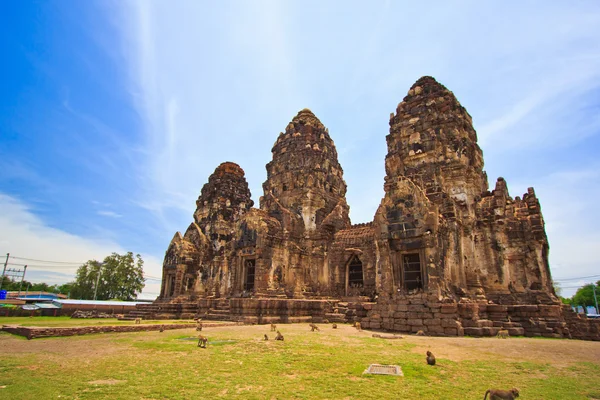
140, 76, 599, 340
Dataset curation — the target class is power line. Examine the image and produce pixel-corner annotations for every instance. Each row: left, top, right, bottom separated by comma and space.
561, 285, 592, 289
10, 255, 84, 265
7, 262, 80, 269
554, 274, 600, 282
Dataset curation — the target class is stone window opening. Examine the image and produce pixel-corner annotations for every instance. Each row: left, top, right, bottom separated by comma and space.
347, 255, 364, 289
402, 253, 423, 291
186, 277, 194, 291
244, 259, 256, 291
168, 275, 176, 297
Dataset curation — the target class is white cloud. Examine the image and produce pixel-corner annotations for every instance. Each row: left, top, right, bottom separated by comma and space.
97, 210, 122, 218
0, 193, 162, 299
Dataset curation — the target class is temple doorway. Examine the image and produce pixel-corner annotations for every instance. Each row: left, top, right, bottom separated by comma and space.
244, 259, 256, 291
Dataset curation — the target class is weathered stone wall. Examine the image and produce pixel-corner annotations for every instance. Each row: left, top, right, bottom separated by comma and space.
362, 295, 600, 340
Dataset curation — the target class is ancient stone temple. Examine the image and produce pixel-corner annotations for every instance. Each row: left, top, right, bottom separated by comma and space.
144, 76, 598, 340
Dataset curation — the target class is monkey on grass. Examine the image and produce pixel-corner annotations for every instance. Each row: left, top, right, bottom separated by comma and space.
134, 318, 141, 324
483, 388, 519, 400
197, 335, 208, 348
426, 351, 436, 366
196, 322, 203, 332
275, 331, 284, 341
264, 334, 269, 340
496, 329, 509, 339
309, 323, 320, 332
332, 323, 337, 329
416, 330, 425, 336
270, 323, 276, 332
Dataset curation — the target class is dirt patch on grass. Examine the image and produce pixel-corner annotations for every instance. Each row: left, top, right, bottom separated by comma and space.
405, 335, 600, 366
88, 379, 126, 385
0, 331, 130, 359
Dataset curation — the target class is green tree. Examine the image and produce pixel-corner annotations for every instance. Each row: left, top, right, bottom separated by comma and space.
58, 282, 74, 296
571, 280, 600, 309
71, 252, 145, 301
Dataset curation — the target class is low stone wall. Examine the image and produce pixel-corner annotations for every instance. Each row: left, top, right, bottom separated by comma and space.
361, 294, 463, 336
229, 298, 330, 324
361, 294, 600, 341
1, 322, 239, 340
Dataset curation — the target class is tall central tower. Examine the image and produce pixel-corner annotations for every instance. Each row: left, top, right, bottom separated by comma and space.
261, 109, 350, 238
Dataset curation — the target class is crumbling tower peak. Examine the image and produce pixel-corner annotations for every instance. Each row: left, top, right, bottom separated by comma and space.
289, 108, 326, 130
212, 161, 246, 178
408, 76, 449, 93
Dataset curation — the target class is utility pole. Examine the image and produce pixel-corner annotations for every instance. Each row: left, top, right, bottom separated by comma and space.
17, 265, 27, 297
0, 253, 9, 291
593, 284, 599, 315
93, 262, 104, 301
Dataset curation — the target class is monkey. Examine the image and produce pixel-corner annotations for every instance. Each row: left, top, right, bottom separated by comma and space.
497, 329, 510, 339
334, 308, 339, 313
310, 323, 320, 332
426, 351, 436, 366
135, 318, 141, 324
196, 322, 203, 332
264, 334, 269, 341
507, 316, 512, 323
416, 330, 425, 336
275, 330, 284, 341
270, 323, 276, 332
197, 335, 208, 348
483, 388, 519, 399
355, 322, 362, 331
332, 323, 337, 329
159, 325, 164, 333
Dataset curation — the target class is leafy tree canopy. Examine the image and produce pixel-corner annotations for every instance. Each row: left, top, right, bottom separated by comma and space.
570, 280, 600, 309
71, 252, 145, 301
0, 276, 72, 295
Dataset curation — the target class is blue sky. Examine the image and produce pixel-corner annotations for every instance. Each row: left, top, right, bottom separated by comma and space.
1, 1, 599, 299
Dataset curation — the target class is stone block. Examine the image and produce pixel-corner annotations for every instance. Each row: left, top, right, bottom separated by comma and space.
444, 327, 459, 336
486, 304, 508, 313
393, 311, 408, 319
463, 327, 483, 336
441, 319, 458, 328
507, 327, 524, 336
393, 323, 410, 332
428, 325, 445, 335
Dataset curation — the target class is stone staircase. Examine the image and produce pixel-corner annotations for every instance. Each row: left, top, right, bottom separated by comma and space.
122, 301, 200, 320
203, 299, 232, 321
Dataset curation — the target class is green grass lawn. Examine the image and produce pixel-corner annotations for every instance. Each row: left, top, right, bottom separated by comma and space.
0, 320, 599, 399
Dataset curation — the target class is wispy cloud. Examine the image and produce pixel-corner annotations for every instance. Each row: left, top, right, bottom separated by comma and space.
97, 210, 122, 218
